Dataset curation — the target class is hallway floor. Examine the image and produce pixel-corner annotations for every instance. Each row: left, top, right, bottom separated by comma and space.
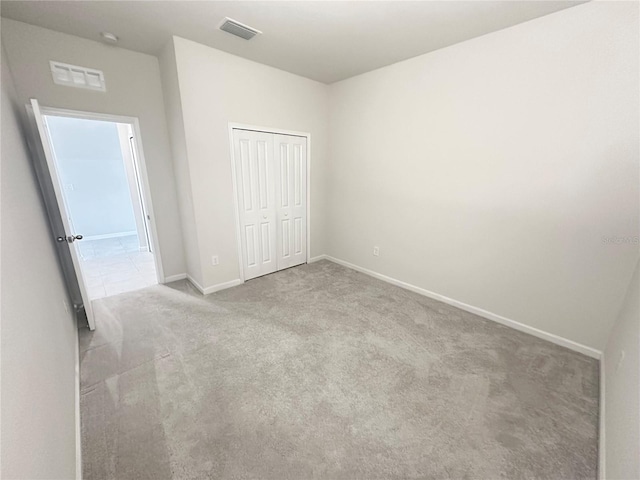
79, 260, 598, 480
78, 235, 157, 300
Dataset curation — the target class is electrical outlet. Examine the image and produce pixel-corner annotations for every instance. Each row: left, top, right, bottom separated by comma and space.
373, 246, 380, 256
211, 255, 219, 266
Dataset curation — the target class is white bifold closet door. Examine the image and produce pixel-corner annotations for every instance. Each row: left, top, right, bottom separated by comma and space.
233, 129, 307, 281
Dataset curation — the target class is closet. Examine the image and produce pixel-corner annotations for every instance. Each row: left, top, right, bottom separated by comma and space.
232, 128, 307, 280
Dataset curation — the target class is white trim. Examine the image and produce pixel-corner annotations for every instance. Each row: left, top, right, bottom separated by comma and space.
227, 122, 312, 283
39, 105, 136, 124
599, 356, 606, 480
322, 255, 602, 359
202, 279, 242, 295
117, 124, 149, 251
163, 273, 187, 283
82, 231, 137, 241
38, 105, 166, 286
228, 122, 309, 138
307, 134, 312, 263
186, 274, 205, 293
74, 326, 82, 480
187, 274, 242, 295
308, 254, 328, 263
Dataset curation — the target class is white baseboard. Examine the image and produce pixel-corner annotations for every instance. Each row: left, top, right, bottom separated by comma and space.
82, 231, 137, 241
308, 254, 328, 263
599, 356, 606, 479
202, 279, 243, 295
322, 255, 602, 359
187, 274, 243, 295
163, 273, 187, 283
186, 275, 206, 293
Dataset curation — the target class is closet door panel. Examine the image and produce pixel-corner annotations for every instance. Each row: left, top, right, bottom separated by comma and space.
233, 129, 277, 280
274, 134, 307, 270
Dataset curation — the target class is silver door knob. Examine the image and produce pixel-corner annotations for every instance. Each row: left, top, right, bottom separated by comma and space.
66, 235, 83, 243
263, 215, 267, 219
284, 212, 289, 216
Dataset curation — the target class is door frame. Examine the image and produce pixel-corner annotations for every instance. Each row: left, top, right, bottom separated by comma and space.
228, 123, 311, 283
117, 123, 150, 251
37, 105, 166, 284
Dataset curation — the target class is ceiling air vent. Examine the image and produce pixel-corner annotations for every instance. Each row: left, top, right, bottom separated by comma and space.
219, 17, 262, 40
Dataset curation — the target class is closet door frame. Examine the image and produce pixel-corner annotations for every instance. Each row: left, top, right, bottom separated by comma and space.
228, 123, 311, 283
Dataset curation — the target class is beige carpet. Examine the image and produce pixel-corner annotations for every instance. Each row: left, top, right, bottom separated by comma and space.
79, 260, 598, 479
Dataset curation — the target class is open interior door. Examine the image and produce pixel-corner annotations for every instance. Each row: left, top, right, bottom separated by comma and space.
27, 98, 96, 330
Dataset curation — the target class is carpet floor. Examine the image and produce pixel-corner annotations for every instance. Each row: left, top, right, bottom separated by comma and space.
79, 260, 599, 479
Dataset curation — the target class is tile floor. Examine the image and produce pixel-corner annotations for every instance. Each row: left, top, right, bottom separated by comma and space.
78, 235, 157, 300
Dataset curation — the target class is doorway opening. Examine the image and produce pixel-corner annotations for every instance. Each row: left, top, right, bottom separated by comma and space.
43, 113, 158, 300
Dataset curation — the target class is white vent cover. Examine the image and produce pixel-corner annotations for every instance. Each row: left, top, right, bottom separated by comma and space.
219, 17, 262, 40
49, 61, 106, 92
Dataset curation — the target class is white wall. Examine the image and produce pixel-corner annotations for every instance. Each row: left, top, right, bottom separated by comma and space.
158, 39, 202, 283
603, 259, 639, 480
163, 36, 329, 288
327, 1, 639, 352
1, 18, 186, 278
1, 44, 78, 480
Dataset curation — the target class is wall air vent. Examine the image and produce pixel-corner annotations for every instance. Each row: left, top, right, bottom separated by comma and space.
219, 17, 262, 40
50, 61, 106, 92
